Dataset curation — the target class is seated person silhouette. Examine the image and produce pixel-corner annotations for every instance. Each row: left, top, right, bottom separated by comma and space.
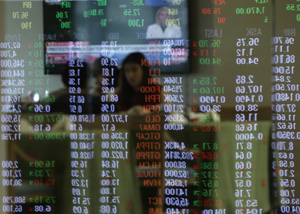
116, 52, 162, 114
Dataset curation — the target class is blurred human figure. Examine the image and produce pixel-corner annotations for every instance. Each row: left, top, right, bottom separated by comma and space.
92, 57, 119, 97
51, 59, 102, 114
116, 52, 163, 114
146, 6, 181, 39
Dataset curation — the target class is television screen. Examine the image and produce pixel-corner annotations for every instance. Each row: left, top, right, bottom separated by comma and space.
44, 0, 189, 74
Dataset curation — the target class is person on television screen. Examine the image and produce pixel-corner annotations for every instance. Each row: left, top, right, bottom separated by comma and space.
146, 6, 182, 39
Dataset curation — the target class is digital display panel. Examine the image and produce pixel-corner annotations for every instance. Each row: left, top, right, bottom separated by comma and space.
0, 0, 299, 214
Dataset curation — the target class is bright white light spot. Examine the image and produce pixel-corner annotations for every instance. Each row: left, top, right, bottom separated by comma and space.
33, 93, 40, 102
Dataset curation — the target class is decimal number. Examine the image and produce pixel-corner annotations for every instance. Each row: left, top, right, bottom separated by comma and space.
235, 95, 263, 103
235, 123, 257, 132
235, 179, 252, 187
236, 48, 253, 56
273, 75, 291, 83
280, 179, 296, 188
236, 38, 259, 47
71, 179, 89, 188
123, 9, 140, 16
202, 8, 221, 15
236, 85, 263, 94
73, 206, 88, 214
274, 114, 296, 121
272, 37, 294, 45
272, 104, 296, 113
274, 84, 299, 92
34, 205, 51, 212
72, 197, 91, 205
99, 205, 117, 214
272, 66, 294, 74
235, 104, 258, 112
236, 75, 253, 84
235, 200, 258, 208
235, 171, 252, 178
